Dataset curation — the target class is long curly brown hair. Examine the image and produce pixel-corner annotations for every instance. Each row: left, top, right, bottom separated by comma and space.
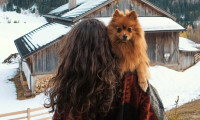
44, 19, 120, 120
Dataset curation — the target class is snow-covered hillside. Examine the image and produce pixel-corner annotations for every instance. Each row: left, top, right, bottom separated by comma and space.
0, 11, 47, 63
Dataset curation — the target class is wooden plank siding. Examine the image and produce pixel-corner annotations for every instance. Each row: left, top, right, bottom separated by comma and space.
32, 42, 59, 75
145, 33, 156, 63
145, 32, 179, 64
30, 32, 179, 74
86, 0, 162, 18
179, 51, 196, 70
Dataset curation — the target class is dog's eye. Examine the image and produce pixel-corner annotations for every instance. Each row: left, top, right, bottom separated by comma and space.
117, 28, 121, 33
128, 28, 132, 32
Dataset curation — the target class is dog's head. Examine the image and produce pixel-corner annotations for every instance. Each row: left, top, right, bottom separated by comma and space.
108, 9, 141, 43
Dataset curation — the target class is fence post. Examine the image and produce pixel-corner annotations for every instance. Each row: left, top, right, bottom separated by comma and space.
27, 108, 30, 120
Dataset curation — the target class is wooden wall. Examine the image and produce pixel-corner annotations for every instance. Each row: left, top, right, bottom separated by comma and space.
31, 42, 59, 75
29, 31, 180, 74
87, 0, 162, 17
145, 32, 179, 64
179, 51, 196, 70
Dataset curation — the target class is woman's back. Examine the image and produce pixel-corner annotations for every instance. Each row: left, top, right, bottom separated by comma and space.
45, 19, 119, 120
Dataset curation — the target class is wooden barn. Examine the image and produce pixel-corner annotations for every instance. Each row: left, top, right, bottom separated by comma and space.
15, 0, 185, 92
179, 37, 200, 70
44, 0, 185, 65
15, 23, 71, 91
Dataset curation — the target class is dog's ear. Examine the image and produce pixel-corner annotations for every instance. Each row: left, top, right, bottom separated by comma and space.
127, 10, 138, 20
113, 9, 123, 18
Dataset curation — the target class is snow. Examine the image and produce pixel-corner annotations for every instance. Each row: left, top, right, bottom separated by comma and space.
49, 0, 88, 15
62, 0, 111, 18
0, 11, 51, 118
179, 37, 200, 51
0, 11, 46, 23
22, 23, 71, 52
0, 11, 47, 63
0, 10, 200, 117
149, 62, 200, 110
138, 17, 185, 32
0, 63, 52, 119
96, 17, 185, 32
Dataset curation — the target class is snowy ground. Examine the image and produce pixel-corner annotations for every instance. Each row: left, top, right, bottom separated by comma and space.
0, 11, 200, 118
0, 11, 49, 118
0, 64, 50, 118
149, 62, 200, 110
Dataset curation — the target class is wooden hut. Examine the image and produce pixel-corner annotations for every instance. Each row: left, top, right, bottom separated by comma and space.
15, 0, 185, 92
44, 0, 184, 65
15, 23, 71, 91
178, 37, 200, 70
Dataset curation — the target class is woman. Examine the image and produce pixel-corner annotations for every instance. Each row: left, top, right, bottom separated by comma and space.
45, 19, 120, 120
45, 19, 166, 120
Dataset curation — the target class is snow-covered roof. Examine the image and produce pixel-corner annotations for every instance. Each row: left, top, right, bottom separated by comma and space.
96, 17, 185, 32
61, 0, 111, 19
45, 0, 176, 22
179, 37, 200, 52
49, 0, 88, 15
14, 23, 71, 58
44, 0, 114, 22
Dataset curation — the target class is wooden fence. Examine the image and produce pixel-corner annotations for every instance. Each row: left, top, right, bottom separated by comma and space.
0, 107, 52, 120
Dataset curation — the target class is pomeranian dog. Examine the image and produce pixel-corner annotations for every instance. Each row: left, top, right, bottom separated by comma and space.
107, 9, 150, 92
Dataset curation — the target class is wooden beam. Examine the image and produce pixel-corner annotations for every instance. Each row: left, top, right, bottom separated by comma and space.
27, 108, 30, 120
30, 107, 47, 112
0, 110, 27, 117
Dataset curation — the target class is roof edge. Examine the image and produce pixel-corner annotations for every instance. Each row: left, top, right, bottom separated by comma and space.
179, 50, 200, 52
14, 40, 23, 58
43, 14, 73, 22
145, 29, 186, 33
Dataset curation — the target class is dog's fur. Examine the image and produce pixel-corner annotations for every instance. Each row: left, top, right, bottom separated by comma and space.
107, 9, 150, 92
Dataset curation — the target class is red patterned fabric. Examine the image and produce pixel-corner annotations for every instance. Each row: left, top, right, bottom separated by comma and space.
119, 72, 158, 120
53, 72, 159, 120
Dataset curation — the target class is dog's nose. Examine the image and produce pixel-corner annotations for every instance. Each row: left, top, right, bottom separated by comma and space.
123, 34, 128, 40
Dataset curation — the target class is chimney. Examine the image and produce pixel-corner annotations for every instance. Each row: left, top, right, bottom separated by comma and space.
69, 0, 76, 10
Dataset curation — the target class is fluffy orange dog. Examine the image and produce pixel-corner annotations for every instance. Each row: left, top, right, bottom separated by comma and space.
108, 9, 150, 92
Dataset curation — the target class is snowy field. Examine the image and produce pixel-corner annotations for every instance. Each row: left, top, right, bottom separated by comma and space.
0, 11, 49, 118
0, 11, 200, 117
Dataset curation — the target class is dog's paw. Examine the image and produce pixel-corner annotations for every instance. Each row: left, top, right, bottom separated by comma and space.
139, 81, 148, 92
